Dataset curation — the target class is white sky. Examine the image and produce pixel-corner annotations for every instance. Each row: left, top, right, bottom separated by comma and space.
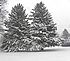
6, 0, 70, 34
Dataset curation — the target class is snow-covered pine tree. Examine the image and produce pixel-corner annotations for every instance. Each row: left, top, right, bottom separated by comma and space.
61, 29, 69, 39
1, 3, 31, 52
29, 2, 57, 51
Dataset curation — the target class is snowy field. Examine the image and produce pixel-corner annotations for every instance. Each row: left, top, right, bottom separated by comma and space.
0, 47, 70, 61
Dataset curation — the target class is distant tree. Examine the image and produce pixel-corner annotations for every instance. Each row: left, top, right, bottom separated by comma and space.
0, 0, 7, 24
61, 29, 69, 39
29, 2, 57, 51
1, 3, 30, 52
61, 29, 70, 46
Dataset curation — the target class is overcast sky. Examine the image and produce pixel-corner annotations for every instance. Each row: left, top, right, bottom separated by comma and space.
7, 0, 70, 34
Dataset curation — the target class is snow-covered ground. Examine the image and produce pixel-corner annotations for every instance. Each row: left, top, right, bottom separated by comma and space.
0, 46, 70, 61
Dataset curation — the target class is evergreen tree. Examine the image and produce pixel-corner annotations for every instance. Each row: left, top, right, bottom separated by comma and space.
1, 3, 30, 52
61, 29, 69, 39
29, 2, 57, 51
